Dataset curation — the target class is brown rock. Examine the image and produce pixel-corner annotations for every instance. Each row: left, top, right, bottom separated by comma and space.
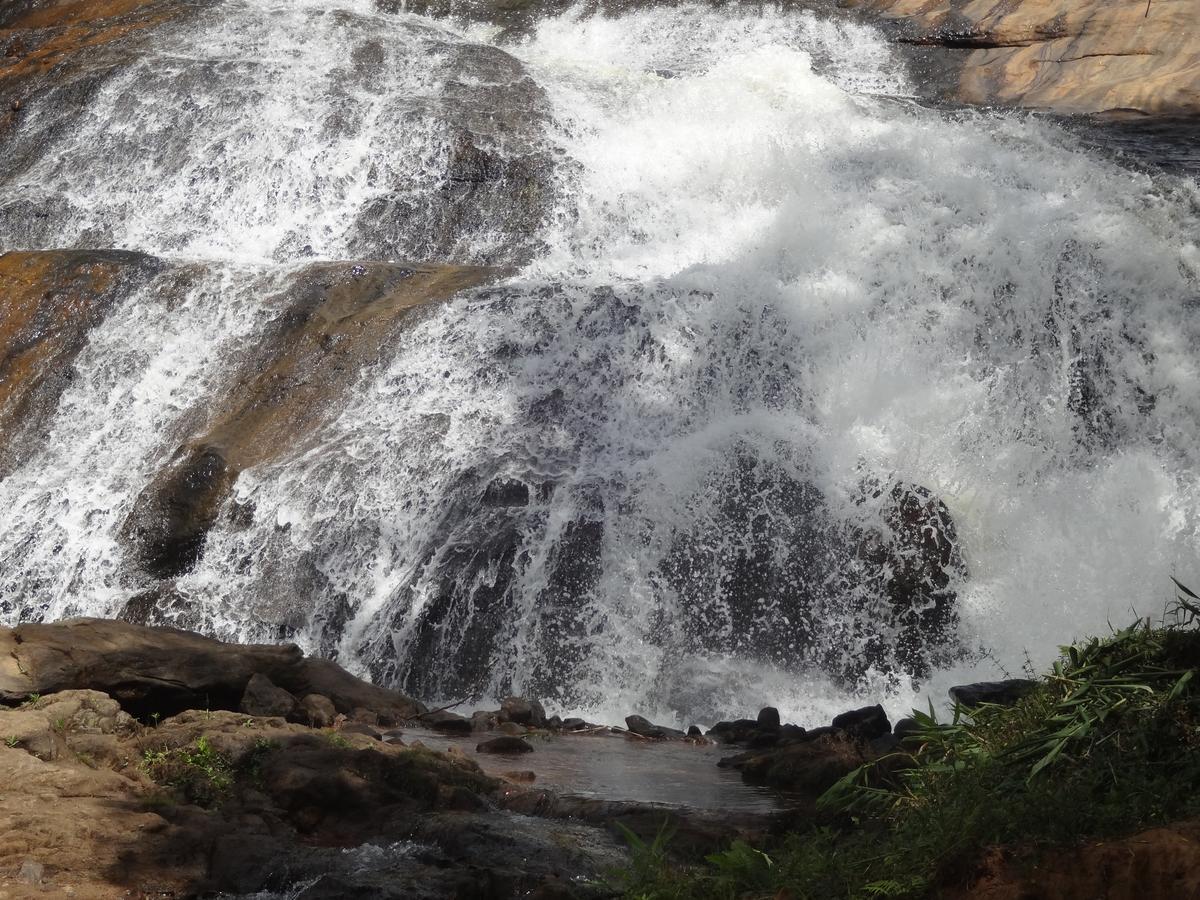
864, 0, 1200, 115
297, 694, 336, 728
0, 618, 424, 723
240, 674, 298, 719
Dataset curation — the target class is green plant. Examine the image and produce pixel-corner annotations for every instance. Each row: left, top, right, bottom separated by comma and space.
325, 731, 352, 749
142, 736, 235, 806
619, 594, 1200, 900
4, 735, 18, 748
21, 694, 40, 708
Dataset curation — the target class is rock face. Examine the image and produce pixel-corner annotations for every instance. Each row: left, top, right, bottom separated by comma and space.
0, 250, 164, 475
860, 0, 1200, 115
120, 260, 497, 582
0, 618, 425, 722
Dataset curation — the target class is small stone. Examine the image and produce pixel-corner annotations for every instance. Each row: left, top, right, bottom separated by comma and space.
18, 860, 44, 886
476, 736, 534, 754
297, 693, 336, 728
239, 673, 297, 719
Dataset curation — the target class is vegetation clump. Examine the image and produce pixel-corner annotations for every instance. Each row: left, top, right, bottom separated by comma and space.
618, 593, 1200, 899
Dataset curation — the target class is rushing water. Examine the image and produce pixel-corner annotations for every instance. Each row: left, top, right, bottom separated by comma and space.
2, 0, 1200, 727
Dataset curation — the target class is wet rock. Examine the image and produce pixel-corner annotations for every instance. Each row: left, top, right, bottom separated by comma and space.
425, 711, 473, 734
718, 730, 869, 794
624, 715, 685, 740
470, 710, 499, 732
501, 696, 547, 727
122, 261, 497, 582
893, 717, 921, 741
687, 725, 702, 737
706, 719, 761, 744
476, 736, 534, 754
950, 679, 1038, 708
561, 717, 588, 731
0, 250, 165, 478
497, 721, 526, 736
831, 704, 891, 742
240, 673, 298, 719
380, 728, 406, 744
298, 694, 337, 729
756, 707, 781, 729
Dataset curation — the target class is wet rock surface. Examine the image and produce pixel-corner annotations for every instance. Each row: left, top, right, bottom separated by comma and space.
0, 249, 165, 475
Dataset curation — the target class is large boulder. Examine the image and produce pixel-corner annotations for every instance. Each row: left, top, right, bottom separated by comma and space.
0, 618, 425, 722
858, 0, 1200, 116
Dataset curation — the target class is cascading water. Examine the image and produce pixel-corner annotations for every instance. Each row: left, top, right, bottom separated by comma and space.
2, 0, 1199, 727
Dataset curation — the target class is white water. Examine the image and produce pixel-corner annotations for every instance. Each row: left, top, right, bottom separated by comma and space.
3, 1, 1200, 727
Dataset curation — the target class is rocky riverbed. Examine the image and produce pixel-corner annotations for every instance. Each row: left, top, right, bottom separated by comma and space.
0, 617, 962, 898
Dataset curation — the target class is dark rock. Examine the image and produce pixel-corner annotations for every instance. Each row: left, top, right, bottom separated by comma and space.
831, 704, 891, 742
481, 479, 530, 507
893, 717, 921, 741
747, 730, 779, 749
297, 694, 337, 729
545, 714, 562, 730
778, 724, 807, 744
624, 715, 685, 740
500, 696, 546, 727
240, 673, 298, 719
425, 711, 474, 734
870, 733, 902, 755
687, 725, 702, 737
470, 710, 499, 732
718, 730, 869, 794
705, 719, 760, 744
949, 679, 1038, 708
561, 717, 587, 731
756, 707, 781, 729
476, 736, 534, 754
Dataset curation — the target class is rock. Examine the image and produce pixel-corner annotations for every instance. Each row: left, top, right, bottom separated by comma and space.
240, 673, 298, 719
706, 719, 762, 744
893, 717, 921, 741
339, 723, 382, 740
425, 711, 473, 734
476, 736, 534, 754
624, 714, 686, 740
470, 710, 499, 732
687, 725, 702, 737
297, 694, 337, 728
18, 859, 44, 885
501, 696, 547, 727
545, 714, 562, 730
861, 0, 1200, 116
121, 261, 498, 582
0, 251, 164, 480
831, 704, 891, 742
561, 717, 587, 731
718, 730, 869, 794
497, 721, 526, 736
380, 729, 405, 744
756, 707, 781, 729
502, 770, 536, 782
0, 618, 424, 723
949, 679, 1039, 708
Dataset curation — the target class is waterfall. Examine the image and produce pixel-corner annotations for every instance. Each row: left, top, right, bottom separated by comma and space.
2, 0, 1199, 727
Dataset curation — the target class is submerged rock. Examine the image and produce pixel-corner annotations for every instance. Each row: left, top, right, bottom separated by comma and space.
625, 714, 685, 740
476, 736, 534, 754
